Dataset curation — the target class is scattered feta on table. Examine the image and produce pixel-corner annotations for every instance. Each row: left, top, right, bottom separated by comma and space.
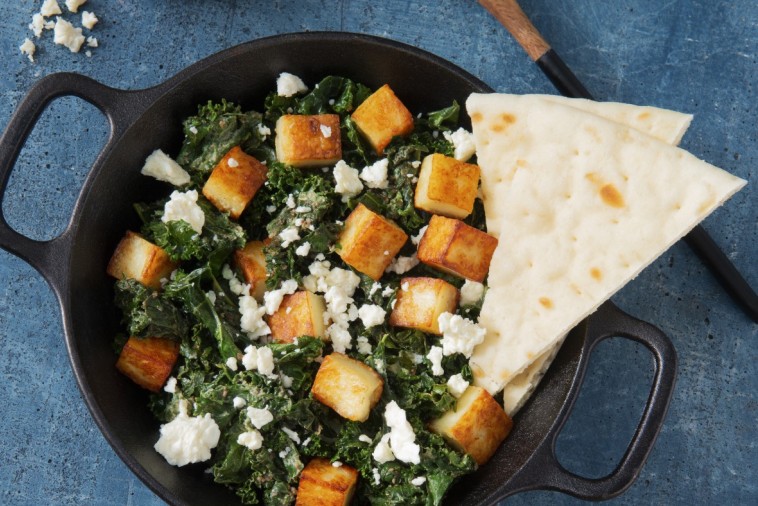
19, 38, 36, 62
53, 18, 85, 53
65, 0, 87, 13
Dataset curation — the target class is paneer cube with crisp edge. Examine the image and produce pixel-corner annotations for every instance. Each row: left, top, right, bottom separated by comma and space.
267, 291, 327, 343
351, 84, 414, 154
107, 231, 178, 290
116, 336, 180, 392
311, 353, 383, 422
275, 114, 342, 168
429, 385, 513, 465
389, 277, 458, 335
295, 457, 358, 506
202, 146, 267, 219
415, 153, 480, 219
337, 203, 408, 281
417, 215, 498, 282
234, 240, 267, 300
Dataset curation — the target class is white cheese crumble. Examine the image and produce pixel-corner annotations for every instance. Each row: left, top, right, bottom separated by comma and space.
263, 279, 298, 315
426, 346, 444, 376
372, 468, 381, 485
369, 282, 382, 296
154, 404, 220, 466
206, 291, 217, 304
225, 357, 238, 371
356, 336, 372, 355
372, 433, 395, 464
141, 149, 191, 186
381, 401, 421, 465
237, 430, 263, 451
265, 205, 276, 214
285, 193, 296, 208
29, 14, 46, 38
295, 241, 311, 257
358, 304, 386, 328
86, 36, 97, 47
446, 374, 470, 398
443, 127, 477, 162
278, 227, 300, 248
401, 282, 409, 291
227, 157, 239, 168
381, 286, 395, 298
256, 347, 276, 378
276, 72, 308, 97
81, 10, 98, 29
232, 396, 247, 409
411, 225, 428, 246
360, 158, 389, 189
257, 124, 271, 139
294, 206, 311, 213
241, 345, 259, 370
437, 312, 486, 358
460, 280, 485, 306
358, 434, 373, 444
333, 160, 363, 202
223, 265, 246, 296
282, 427, 300, 444
385, 254, 419, 275
41, 0, 62, 17
163, 376, 177, 394
53, 17, 85, 53
320, 124, 332, 138
65, 0, 87, 13
19, 38, 36, 62
246, 406, 274, 429
411, 476, 427, 486
162, 190, 205, 233
332, 461, 343, 468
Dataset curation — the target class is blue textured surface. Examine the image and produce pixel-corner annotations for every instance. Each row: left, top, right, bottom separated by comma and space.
0, 1, 755, 505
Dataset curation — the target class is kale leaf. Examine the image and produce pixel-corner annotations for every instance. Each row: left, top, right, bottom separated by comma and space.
114, 278, 186, 339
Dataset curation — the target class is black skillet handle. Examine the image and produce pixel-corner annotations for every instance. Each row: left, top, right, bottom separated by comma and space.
0, 73, 154, 288
508, 301, 678, 500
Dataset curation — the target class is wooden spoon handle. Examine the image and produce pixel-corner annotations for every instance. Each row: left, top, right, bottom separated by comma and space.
479, 0, 551, 61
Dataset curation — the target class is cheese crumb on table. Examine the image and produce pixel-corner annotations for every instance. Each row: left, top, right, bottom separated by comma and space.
65, 0, 87, 13
41, 0, 63, 17
81, 11, 98, 29
53, 17, 85, 53
19, 38, 36, 62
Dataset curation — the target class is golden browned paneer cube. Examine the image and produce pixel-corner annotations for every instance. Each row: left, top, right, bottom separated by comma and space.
202, 146, 267, 219
351, 84, 414, 154
267, 291, 327, 343
389, 277, 458, 335
296, 457, 358, 506
417, 215, 498, 282
429, 385, 513, 465
106, 231, 178, 290
115, 336, 180, 392
275, 114, 342, 168
337, 203, 408, 280
234, 240, 267, 300
311, 353, 383, 422
415, 154, 480, 219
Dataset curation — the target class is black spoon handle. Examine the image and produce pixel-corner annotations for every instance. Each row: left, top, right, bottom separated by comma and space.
479, 0, 758, 323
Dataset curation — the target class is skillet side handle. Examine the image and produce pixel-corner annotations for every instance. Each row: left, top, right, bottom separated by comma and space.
508, 302, 678, 500
0, 73, 135, 285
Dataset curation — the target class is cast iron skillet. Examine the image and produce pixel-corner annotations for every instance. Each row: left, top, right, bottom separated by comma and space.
0, 33, 677, 505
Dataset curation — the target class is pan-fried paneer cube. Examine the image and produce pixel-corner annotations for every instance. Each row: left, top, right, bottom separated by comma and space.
414, 153, 480, 219
275, 114, 342, 168
202, 146, 267, 219
351, 84, 414, 154
429, 385, 512, 465
115, 336, 180, 392
234, 240, 267, 300
267, 291, 327, 343
311, 353, 383, 422
337, 203, 408, 280
107, 231, 178, 290
296, 457, 358, 506
389, 277, 458, 335
417, 215, 498, 282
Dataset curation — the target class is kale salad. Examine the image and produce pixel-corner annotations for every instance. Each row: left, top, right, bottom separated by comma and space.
108, 74, 511, 505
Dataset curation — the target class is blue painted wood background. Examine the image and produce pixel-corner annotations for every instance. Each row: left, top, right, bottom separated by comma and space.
0, 1, 755, 504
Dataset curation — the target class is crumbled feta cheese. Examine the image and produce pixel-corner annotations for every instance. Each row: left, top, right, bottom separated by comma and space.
358, 434, 373, 444
256, 347, 276, 378
141, 149, 191, 186
241, 345, 259, 370
239, 294, 270, 339
360, 158, 389, 189
381, 286, 395, 298
53, 18, 85, 53
162, 190, 205, 233
19, 38, 36, 62
385, 254, 419, 275
294, 206, 311, 213
81, 10, 98, 29
372, 433, 395, 464
411, 160, 421, 169
411, 476, 427, 486
332, 461, 343, 468
227, 157, 239, 168
206, 291, 216, 304
263, 279, 298, 315
302, 437, 311, 447
327, 324, 353, 354
285, 193, 296, 208
281, 374, 293, 388
358, 304, 386, 328
65, 0, 87, 13
225, 357, 238, 371
293, 218, 303, 227
382, 401, 420, 464
188, 125, 198, 135
460, 280, 485, 306
372, 467, 381, 485
232, 396, 247, 409
265, 205, 276, 214
437, 312, 486, 358
426, 346, 444, 376
374, 359, 385, 373
412, 353, 424, 364
222, 264, 246, 296
246, 406, 274, 429
282, 427, 300, 444
277, 72, 308, 97
401, 282, 409, 291
29, 14, 47, 38
411, 225, 428, 246
368, 282, 382, 297
446, 374, 470, 398
356, 336, 372, 355
443, 127, 477, 162
278, 447, 291, 459
278, 227, 300, 248
333, 160, 363, 201
320, 124, 332, 138
41, 0, 62, 17
257, 123, 271, 139
154, 408, 220, 466
295, 241, 311, 257
163, 376, 177, 394
237, 430, 263, 451
84, 50, 91, 57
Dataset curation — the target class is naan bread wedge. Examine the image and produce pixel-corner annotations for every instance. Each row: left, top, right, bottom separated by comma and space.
467, 93, 746, 395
